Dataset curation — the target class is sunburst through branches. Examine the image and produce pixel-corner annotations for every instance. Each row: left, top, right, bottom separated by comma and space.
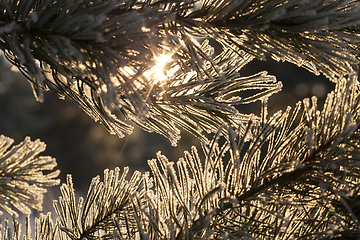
143, 54, 179, 84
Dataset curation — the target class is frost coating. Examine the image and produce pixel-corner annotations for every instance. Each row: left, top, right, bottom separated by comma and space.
2, 0, 360, 239
3, 77, 360, 238
1, 0, 360, 146
0, 135, 60, 216
0, 0, 287, 145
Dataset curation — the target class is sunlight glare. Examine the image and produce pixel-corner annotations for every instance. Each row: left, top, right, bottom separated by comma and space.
143, 54, 178, 84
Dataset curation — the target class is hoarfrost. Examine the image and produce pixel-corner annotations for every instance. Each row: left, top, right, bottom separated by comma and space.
0, 135, 59, 216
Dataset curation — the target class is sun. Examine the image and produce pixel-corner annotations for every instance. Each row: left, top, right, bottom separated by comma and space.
143, 54, 178, 84
153, 55, 171, 76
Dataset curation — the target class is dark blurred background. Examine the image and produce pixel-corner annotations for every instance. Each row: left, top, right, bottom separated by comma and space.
0, 54, 333, 212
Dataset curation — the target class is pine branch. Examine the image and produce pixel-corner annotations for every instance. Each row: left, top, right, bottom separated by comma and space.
183, 0, 360, 81
0, 0, 283, 145
235, 123, 360, 205
2, 0, 360, 146
199, 76, 360, 238
0, 135, 60, 216
122, 74, 358, 238
53, 167, 145, 239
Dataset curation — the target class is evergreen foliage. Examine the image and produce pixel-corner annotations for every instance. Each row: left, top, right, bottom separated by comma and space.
0, 135, 59, 217
1, 0, 360, 239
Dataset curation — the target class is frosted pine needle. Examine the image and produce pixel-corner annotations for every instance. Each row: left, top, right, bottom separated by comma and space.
0, 135, 60, 216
